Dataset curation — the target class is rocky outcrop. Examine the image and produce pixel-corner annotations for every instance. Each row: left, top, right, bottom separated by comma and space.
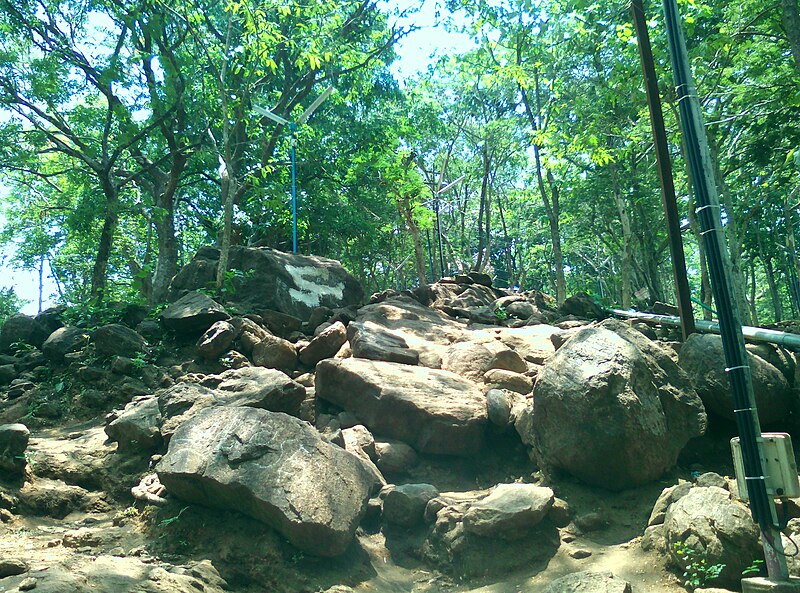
196, 321, 237, 359
462, 484, 554, 539
518, 321, 706, 489
42, 326, 90, 362
157, 406, 373, 556
423, 486, 559, 576
316, 358, 487, 455
159, 292, 230, 335
104, 367, 307, 451
678, 333, 793, 425
298, 321, 347, 366
168, 247, 364, 321
0, 315, 50, 352
663, 486, 761, 587
92, 324, 147, 358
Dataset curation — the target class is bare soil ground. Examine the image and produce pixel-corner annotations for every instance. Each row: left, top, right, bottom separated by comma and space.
0, 417, 704, 593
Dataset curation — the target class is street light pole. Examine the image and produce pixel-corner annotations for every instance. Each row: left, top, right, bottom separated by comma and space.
254, 87, 334, 254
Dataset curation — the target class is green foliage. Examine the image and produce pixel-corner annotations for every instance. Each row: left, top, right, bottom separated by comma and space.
672, 542, 726, 591
158, 506, 190, 528
0, 287, 25, 324
742, 559, 765, 577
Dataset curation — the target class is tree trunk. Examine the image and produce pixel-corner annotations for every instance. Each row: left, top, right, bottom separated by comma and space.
786, 190, 800, 312
749, 259, 760, 327
152, 208, 179, 303
398, 201, 427, 287
764, 256, 783, 323
708, 133, 751, 324
611, 165, 633, 308
216, 170, 236, 291
90, 186, 119, 301
782, 0, 800, 74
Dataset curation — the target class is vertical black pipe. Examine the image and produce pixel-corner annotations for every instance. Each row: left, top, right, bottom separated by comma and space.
661, 0, 788, 579
630, 0, 696, 340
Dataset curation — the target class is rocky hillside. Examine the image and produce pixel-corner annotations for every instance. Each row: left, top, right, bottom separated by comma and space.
1, 246, 799, 593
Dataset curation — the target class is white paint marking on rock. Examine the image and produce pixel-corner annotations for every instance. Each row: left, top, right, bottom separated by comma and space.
285, 264, 345, 307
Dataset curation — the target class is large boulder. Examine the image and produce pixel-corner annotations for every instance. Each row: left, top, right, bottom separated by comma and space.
678, 333, 792, 425
543, 571, 631, 593
159, 292, 229, 335
316, 358, 487, 455
462, 484, 554, 540
518, 321, 706, 489
423, 489, 559, 577
92, 324, 147, 358
157, 406, 373, 556
196, 320, 237, 359
42, 326, 91, 362
0, 314, 50, 351
664, 486, 761, 588
212, 366, 306, 415
168, 246, 364, 321
346, 321, 419, 365
298, 321, 347, 366
104, 396, 162, 452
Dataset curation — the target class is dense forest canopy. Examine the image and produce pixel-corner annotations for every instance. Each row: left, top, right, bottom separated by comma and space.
0, 0, 799, 325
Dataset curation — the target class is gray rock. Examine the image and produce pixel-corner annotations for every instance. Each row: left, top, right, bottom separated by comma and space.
374, 440, 418, 474
648, 482, 692, 526
559, 293, 606, 320
252, 334, 297, 372
105, 396, 163, 452
696, 472, 727, 489
196, 320, 236, 359
664, 486, 761, 587
0, 314, 50, 352
483, 368, 533, 394
519, 321, 706, 490
157, 383, 218, 441
230, 317, 269, 356
679, 333, 792, 425
159, 291, 230, 335
0, 558, 28, 578
543, 571, 631, 593
42, 326, 90, 362
0, 423, 29, 474
157, 406, 373, 556
347, 321, 419, 365
382, 483, 439, 526
641, 524, 667, 553
423, 488, 558, 577
486, 389, 513, 427
169, 246, 364, 321
488, 348, 528, 373
213, 366, 306, 416
441, 342, 494, 383
298, 321, 347, 366
342, 425, 376, 460
317, 358, 487, 456
92, 324, 147, 358
463, 484, 554, 539
0, 363, 17, 385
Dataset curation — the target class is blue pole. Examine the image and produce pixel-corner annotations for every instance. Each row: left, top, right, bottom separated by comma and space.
290, 122, 298, 254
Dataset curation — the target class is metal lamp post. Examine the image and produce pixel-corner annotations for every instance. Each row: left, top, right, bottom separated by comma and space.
254, 86, 334, 254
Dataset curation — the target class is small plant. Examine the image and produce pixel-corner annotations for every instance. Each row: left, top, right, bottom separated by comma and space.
9, 339, 37, 355
672, 541, 725, 591
131, 354, 148, 369
122, 506, 139, 518
742, 559, 765, 577
493, 306, 509, 322
158, 505, 190, 528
